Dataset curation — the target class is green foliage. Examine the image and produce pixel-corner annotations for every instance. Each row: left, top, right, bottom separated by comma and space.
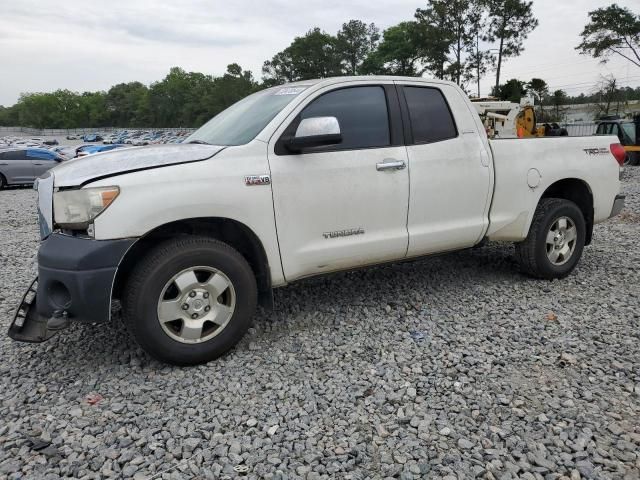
262, 21, 380, 82
527, 78, 548, 100
483, 0, 539, 89
0, 64, 259, 129
262, 28, 343, 83
336, 20, 380, 75
527, 78, 548, 111
415, 0, 490, 87
0, 4, 561, 130
105, 81, 149, 127
492, 76, 640, 114
361, 22, 425, 76
548, 89, 568, 121
491, 78, 528, 102
576, 3, 640, 67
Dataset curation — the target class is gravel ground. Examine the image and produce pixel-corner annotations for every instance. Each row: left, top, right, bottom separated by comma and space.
0, 169, 639, 480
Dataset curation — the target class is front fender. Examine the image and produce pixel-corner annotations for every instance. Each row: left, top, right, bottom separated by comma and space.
89, 143, 285, 286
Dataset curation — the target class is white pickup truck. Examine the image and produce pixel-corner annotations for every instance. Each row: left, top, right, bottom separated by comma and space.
9, 76, 626, 365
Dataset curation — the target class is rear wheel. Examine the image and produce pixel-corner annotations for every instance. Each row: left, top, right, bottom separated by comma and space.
515, 198, 586, 279
122, 236, 257, 365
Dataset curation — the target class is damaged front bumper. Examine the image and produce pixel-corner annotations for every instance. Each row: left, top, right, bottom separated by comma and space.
8, 278, 60, 342
8, 233, 135, 343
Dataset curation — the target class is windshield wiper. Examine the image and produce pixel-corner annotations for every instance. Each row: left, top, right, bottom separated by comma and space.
187, 139, 210, 145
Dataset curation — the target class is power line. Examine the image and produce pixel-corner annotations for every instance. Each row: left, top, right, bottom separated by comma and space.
500, 58, 597, 77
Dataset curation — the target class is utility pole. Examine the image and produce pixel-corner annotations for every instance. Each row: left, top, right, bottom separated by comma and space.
495, 37, 504, 92
477, 31, 481, 97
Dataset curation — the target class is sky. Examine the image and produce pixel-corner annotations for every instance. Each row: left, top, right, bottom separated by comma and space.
0, 0, 638, 106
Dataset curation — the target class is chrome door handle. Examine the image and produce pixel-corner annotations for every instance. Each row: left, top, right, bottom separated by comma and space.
376, 159, 406, 171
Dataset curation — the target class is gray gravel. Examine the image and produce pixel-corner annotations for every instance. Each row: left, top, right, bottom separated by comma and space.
1, 169, 639, 480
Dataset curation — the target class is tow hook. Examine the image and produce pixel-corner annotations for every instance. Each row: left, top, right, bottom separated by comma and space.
49, 310, 70, 331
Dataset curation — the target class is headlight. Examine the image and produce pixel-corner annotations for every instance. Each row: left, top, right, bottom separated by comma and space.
53, 186, 119, 230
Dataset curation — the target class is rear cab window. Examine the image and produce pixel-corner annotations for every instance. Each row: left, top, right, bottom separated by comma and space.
402, 86, 457, 144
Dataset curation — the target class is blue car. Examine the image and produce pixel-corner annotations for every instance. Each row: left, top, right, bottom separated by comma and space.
76, 144, 127, 157
82, 134, 103, 142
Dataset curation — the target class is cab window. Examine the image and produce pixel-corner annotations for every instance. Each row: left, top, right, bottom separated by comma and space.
278, 86, 391, 154
403, 86, 457, 144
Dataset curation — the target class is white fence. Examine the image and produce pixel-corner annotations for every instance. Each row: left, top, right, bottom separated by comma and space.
560, 122, 598, 137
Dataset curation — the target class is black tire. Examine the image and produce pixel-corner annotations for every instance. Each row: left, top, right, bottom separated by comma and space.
122, 236, 257, 365
0, 174, 6, 189
515, 198, 586, 279
624, 152, 639, 166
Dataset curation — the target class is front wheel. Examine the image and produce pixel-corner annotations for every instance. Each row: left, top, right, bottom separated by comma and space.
122, 236, 257, 365
515, 198, 586, 279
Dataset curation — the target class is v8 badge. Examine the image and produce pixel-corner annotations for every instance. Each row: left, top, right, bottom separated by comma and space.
244, 175, 271, 186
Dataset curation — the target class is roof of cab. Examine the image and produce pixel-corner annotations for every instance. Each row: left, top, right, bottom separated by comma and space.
283, 75, 456, 88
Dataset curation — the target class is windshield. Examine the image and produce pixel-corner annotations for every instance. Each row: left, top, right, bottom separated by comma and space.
620, 122, 636, 144
185, 86, 309, 146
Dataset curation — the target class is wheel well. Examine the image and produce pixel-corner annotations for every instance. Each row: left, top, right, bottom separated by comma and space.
112, 218, 272, 307
540, 178, 594, 245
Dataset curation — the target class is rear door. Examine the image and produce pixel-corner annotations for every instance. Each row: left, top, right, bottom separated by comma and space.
27, 149, 61, 177
268, 82, 410, 281
0, 150, 33, 183
398, 82, 493, 256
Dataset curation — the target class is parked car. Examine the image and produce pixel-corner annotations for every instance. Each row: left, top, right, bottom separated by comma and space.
76, 144, 128, 157
0, 148, 64, 188
9, 76, 625, 365
596, 117, 639, 166
82, 134, 103, 142
49, 145, 81, 160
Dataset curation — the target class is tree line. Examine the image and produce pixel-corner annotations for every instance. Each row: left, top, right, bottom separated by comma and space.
490, 76, 640, 122
0, 1, 638, 128
0, 65, 259, 129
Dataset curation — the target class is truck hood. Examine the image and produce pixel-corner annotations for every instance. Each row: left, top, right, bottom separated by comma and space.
52, 144, 225, 187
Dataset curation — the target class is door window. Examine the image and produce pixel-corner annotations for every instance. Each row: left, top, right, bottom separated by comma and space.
403, 86, 457, 144
27, 149, 57, 160
281, 86, 391, 153
0, 150, 27, 160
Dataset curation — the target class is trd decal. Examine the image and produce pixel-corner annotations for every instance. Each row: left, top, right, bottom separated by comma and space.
583, 147, 609, 156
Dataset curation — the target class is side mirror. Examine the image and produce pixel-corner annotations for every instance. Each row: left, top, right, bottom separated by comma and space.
287, 116, 342, 152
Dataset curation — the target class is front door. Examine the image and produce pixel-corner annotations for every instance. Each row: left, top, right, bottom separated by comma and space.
0, 150, 34, 183
268, 84, 410, 281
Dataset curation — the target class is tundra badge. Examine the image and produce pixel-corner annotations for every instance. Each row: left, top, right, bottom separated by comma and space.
323, 227, 365, 239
